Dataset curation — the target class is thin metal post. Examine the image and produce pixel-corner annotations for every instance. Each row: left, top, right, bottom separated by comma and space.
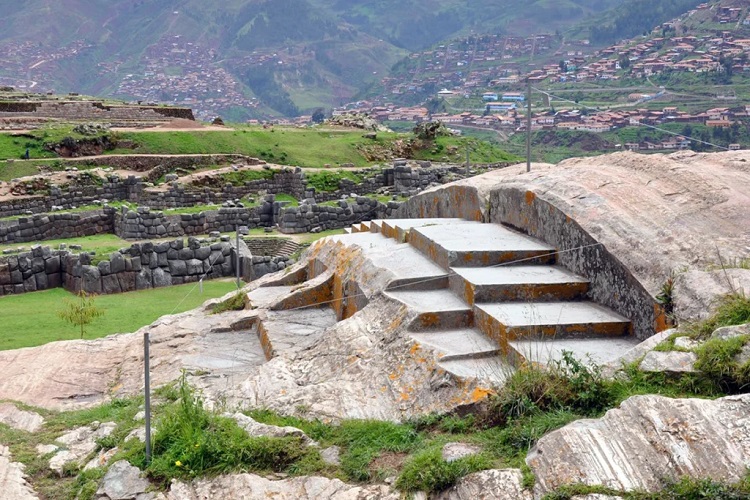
143, 331, 152, 464
235, 225, 241, 289
526, 78, 532, 172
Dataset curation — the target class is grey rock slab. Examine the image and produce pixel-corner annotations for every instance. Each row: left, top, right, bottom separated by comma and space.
320, 446, 341, 466
441, 442, 482, 463
166, 473, 398, 499
433, 469, 532, 500
601, 329, 676, 377
96, 460, 150, 500
0, 403, 44, 432
712, 323, 750, 340
527, 394, 750, 494
226, 412, 316, 446
0, 445, 38, 500
673, 336, 702, 350
639, 351, 698, 374
734, 344, 750, 366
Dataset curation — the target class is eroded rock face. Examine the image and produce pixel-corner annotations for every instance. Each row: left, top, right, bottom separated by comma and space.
96, 460, 152, 500
0, 445, 38, 500
167, 473, 399, 500
527, 394, 750, 494
434, 469, 531, 500
0, 403, 44, 432
638, 351, 698, 374
674, 269, 750, 322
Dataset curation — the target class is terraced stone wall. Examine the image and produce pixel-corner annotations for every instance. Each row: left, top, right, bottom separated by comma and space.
0, 209, 114, 244
277, 197, 401, 234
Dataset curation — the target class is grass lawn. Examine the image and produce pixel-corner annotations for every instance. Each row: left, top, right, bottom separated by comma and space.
0, 279, 237, 350
0, 233, 131, 255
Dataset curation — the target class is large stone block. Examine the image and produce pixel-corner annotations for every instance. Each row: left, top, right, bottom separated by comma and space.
44, 256, 61, 274
186, 259, 204, 276
151, 268, 171, 288
136, 268, 152, 290
168, 260, 187, 277
81, 266, 102, 293
110, 253, 126, 273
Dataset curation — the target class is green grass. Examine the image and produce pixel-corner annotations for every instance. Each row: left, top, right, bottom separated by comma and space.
0, 280, 237, 350
0, 233, 130, 255
110, 128, 398, 168
305, 170, 364, 192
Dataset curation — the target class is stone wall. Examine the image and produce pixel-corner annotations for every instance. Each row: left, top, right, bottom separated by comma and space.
0, 209, 114, 244
0, 101, 194, 121
0, 237, 296, 296
113, 206, 272, 240
62, 237, 235, 294
0, 161, 502, 218
277, 197, 401, 234
0, 176, 136, 219
0, 245, 64, 295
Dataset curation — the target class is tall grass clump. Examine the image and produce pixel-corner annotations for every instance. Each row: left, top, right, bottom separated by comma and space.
128, 375, 313, 484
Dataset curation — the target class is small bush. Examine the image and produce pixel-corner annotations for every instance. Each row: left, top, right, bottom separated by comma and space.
687, 293, 750, 340
127, 375, 314, 484
695, 336, 750, 391
395, 447, 492, 492
306, 170, 363, 192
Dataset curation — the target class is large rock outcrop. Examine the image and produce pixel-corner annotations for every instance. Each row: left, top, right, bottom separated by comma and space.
527, 394, 750, 494
396, 151, 750, 323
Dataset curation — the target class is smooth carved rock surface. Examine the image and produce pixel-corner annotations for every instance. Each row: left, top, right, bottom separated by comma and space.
0, 403, 44, 432
167, 473, 399, 500
638, 351, 698, 374
434, 469, 531, 500
399, 151, 750, 319
0, 303, 266, 411
527, 394, 750, 494
0, 445, 38, 500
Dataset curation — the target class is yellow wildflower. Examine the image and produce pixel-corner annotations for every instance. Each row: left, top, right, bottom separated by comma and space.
175, 460, 182, 467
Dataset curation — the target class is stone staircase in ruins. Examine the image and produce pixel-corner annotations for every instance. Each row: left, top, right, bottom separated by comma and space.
344, 218, 639, 384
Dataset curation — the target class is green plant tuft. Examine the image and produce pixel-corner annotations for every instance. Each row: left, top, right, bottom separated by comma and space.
395, 446, 492, 492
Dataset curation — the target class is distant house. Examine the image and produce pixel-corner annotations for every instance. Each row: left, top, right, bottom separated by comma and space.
502, 92, 525, 102
482, 92, 499, 101
486, 102, 516, 112
729, 143, 742, 150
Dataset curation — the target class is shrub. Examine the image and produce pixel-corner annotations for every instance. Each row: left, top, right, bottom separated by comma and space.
395, 447, 492, 492
694, 335, 750, 392
127, 375, 313, 484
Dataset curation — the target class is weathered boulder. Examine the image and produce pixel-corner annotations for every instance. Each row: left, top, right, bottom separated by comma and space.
0, 403, 44, 432
0, 445, 38, 499
527, 394, 750, 494
638, 351, 698, 374
441, 442, 482, 463
225, 412, 316, 446
95, 460, 151, 500
712, 323, 750, 340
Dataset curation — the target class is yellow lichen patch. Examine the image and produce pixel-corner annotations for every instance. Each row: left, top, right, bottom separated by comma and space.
409, 343, 422, 355
470, 386, 495, 402
654, 303, 673, 332
419, 313, 442, 328
525, 190, 536, 205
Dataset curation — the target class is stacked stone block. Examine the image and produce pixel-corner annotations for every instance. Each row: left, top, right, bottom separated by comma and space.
0, 245, 65, 296
277, 197, 401, 234
0, 209, 115, 244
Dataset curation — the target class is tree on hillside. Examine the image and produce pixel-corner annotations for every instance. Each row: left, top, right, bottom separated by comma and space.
58, 290, 104, 339
312, 108, 326, 123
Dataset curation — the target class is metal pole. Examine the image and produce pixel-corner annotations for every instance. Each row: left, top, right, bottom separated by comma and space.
143, 331, 152, 464
526, 78, 532, 172
235, 225, 241, 289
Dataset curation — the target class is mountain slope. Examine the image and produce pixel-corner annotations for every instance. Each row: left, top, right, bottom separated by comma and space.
0, 0, 630, 117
